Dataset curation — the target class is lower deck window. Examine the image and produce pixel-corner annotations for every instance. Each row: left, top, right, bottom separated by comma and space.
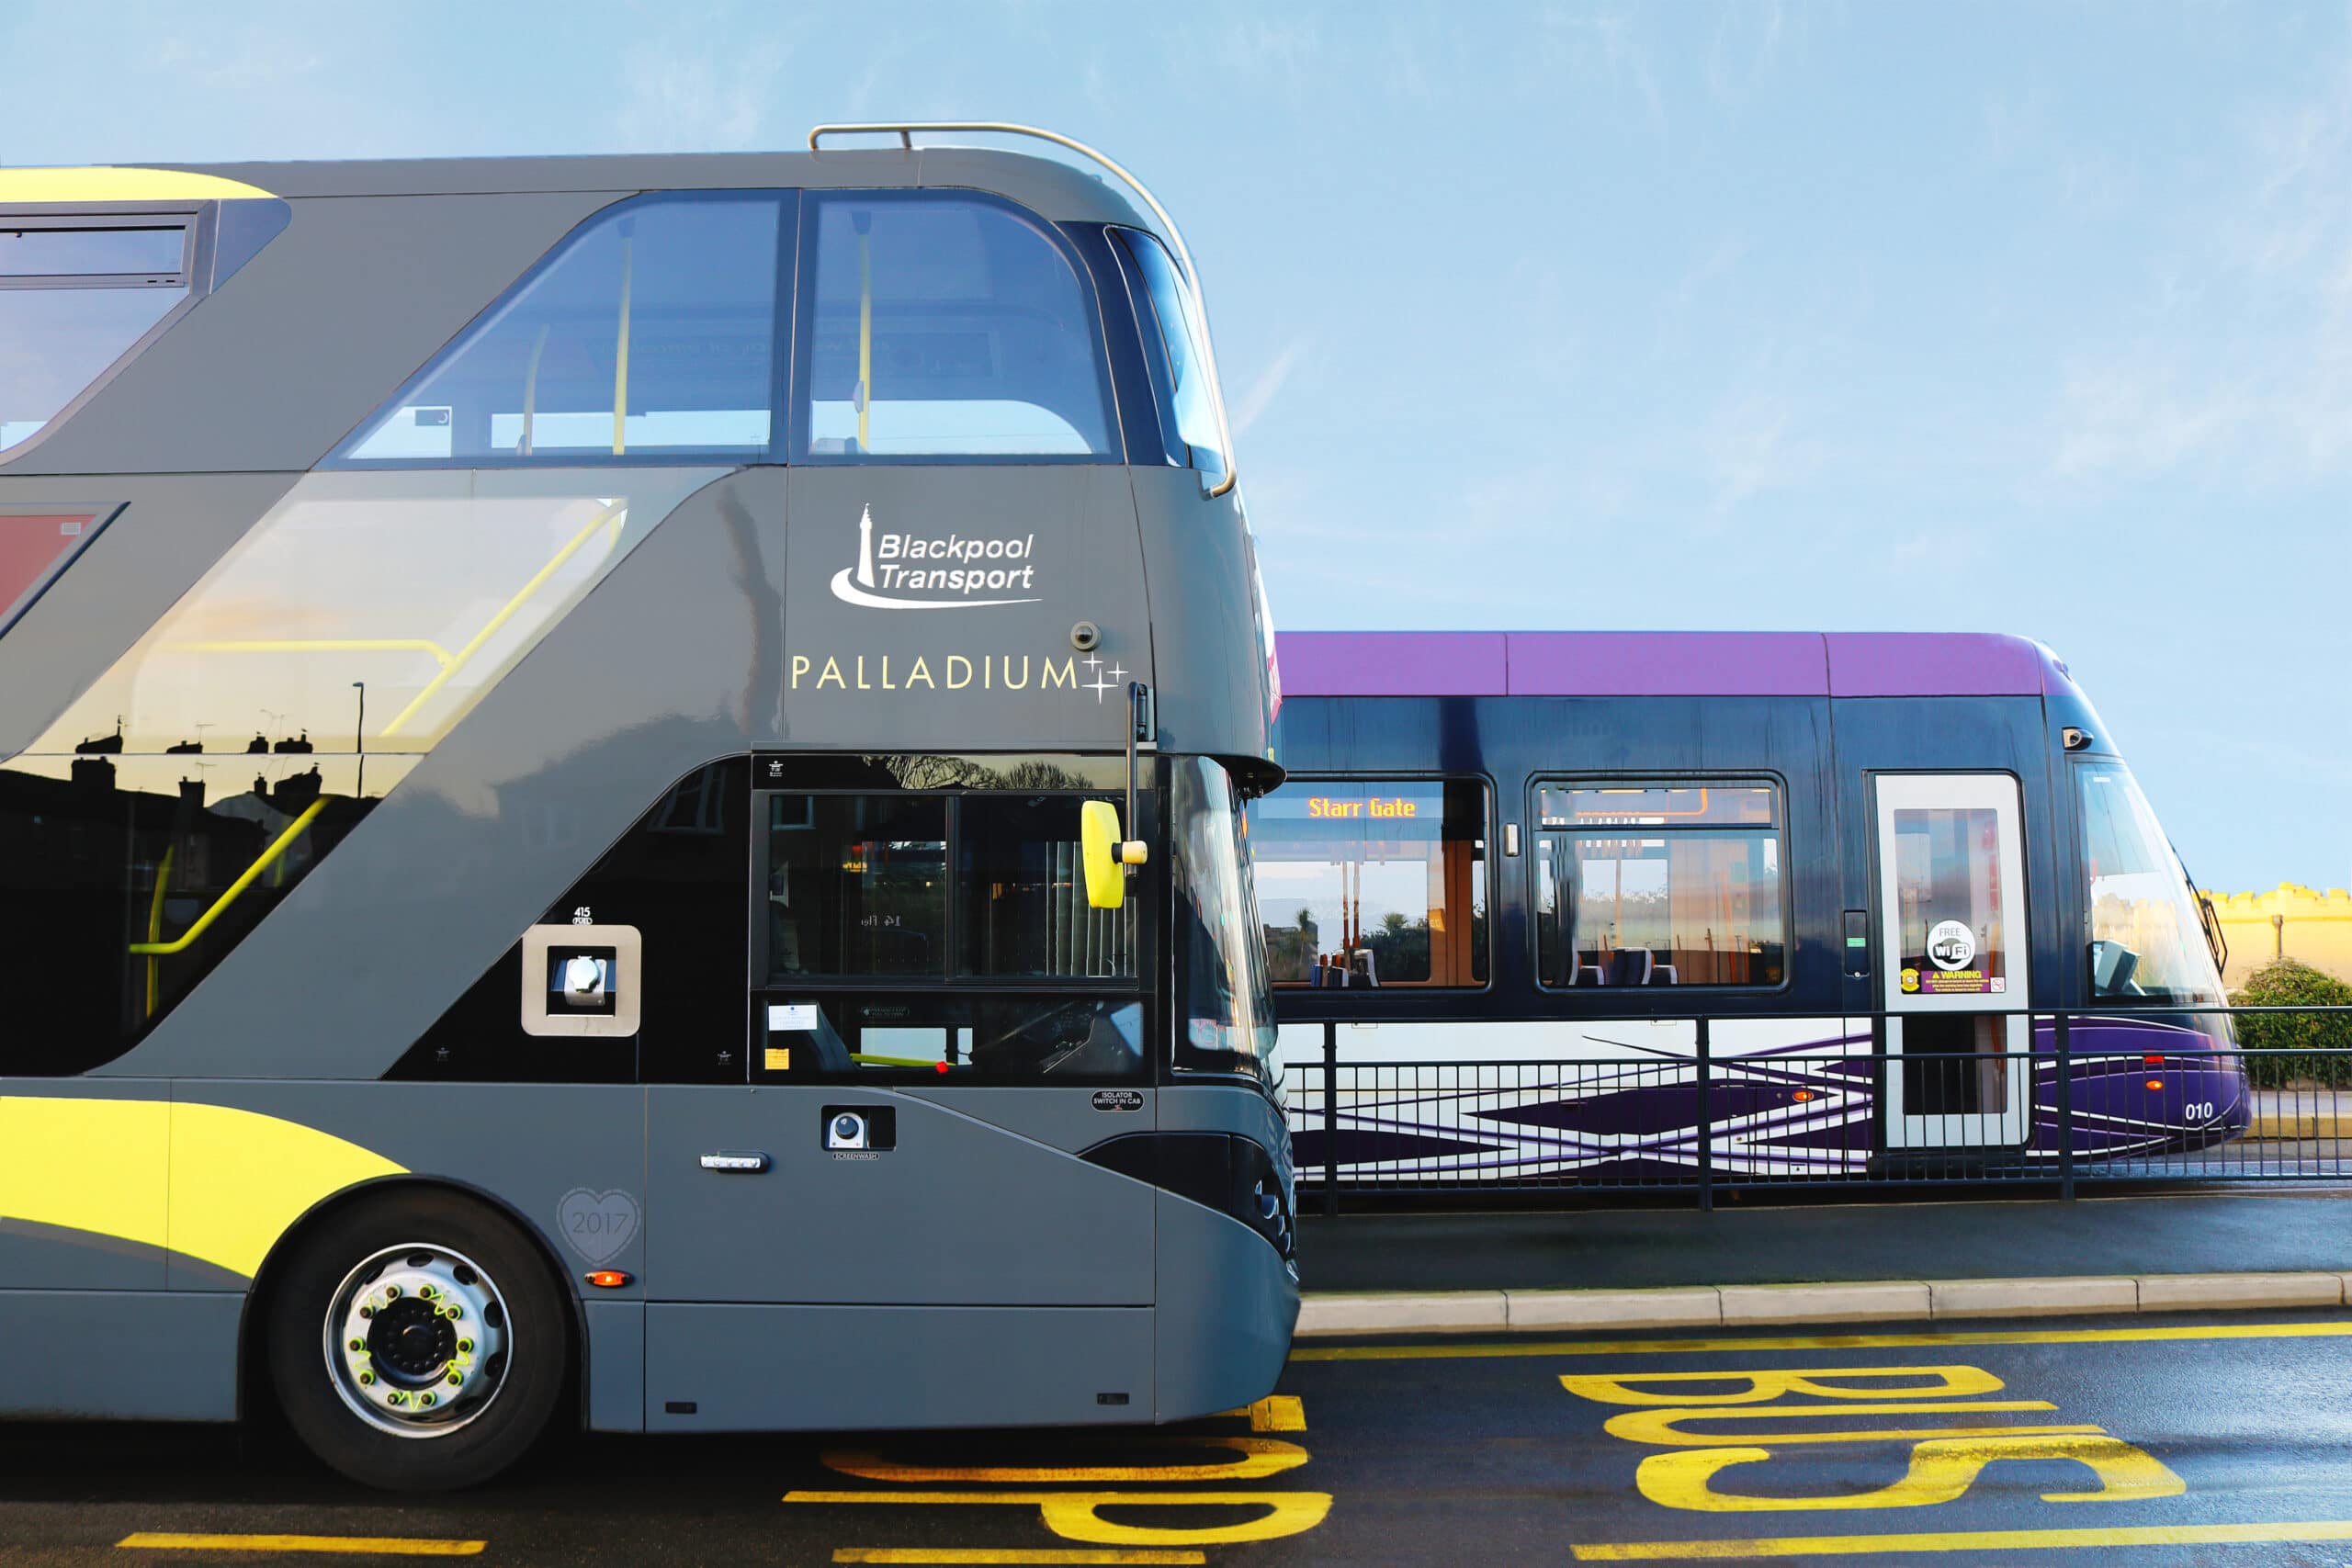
759, 994, 1144, 1080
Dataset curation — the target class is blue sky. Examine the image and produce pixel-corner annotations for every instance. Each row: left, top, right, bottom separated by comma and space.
5, 0, 2347, 890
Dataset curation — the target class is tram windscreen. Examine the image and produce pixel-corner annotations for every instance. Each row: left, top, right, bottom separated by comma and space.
2077, 761, 2226, 1005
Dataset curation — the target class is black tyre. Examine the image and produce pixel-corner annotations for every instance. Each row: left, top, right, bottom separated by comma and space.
266, 1189, 570, 1491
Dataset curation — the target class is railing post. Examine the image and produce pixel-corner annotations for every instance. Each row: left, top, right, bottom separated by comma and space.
1321, 1020, 1340, 1218
2055, 1010, 2075, 1202
1696, 1015, 1714, 1213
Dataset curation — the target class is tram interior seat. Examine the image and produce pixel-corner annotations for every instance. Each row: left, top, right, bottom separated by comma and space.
2090, 939, 2143, 997
1575, 949, 1679, 986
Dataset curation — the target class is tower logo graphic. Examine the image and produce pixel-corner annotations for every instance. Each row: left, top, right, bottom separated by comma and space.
828, 503, 1046, 610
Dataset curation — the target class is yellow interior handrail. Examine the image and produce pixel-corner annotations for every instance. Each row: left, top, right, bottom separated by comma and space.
378, 498, 627, 738
142, 843, 175, 1015
130, 797, 327, 956
613, 230, 633, 456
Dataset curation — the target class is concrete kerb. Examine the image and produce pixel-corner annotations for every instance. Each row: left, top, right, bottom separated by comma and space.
1294, 1272, 2352, 1337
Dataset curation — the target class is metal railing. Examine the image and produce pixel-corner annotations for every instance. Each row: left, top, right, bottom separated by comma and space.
1291, 1005, 2352, 1211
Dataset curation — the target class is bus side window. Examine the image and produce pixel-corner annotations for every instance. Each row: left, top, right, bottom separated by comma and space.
339, 195, 781, 464
2, 219, 196, 457
794, 194, 1116, 461
1113, 227, 1226, 485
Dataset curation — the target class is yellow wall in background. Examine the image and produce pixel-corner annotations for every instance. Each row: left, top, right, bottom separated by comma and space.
2202, 885, 2352, 987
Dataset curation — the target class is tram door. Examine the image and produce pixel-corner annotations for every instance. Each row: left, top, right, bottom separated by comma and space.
1871, 773, 2031, 1150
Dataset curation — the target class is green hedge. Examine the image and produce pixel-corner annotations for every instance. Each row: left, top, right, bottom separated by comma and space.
2229, 958, 2352, 1087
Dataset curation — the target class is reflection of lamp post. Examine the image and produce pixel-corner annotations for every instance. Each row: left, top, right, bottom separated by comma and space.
352, 682, 366, 798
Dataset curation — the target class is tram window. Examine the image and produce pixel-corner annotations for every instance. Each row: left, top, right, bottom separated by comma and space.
340, 196, 779, 463
2077, 762, 2225, 1005
1535, 781, 1786, 989
1113, 228, 1225, 483
766, 793, 948, 978
797, 195, 1114, 459
1, 220, 192, 456
1245, 778, 1488, 987
958, 793, 1136, 979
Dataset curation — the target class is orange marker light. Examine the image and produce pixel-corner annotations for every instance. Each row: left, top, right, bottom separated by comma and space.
1791, 1090, 1815, 1102
585, 1270, 632, 1289
2144, 1079, 2165, 1093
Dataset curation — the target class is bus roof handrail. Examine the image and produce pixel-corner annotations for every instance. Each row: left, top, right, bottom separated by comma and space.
808, 121, 1239, 499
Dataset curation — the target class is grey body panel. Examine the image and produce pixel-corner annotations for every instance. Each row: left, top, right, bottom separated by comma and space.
1130, 468, 1275, 764
148, 149, 1154, 229
3, 194, 619, 477
0, 474, 302, 752
583, 1300, 645, 1434
644, 1303, 1152, 1431
1151, 1085, 1301, 1420
647, 1087, 1153, 1306
0, 1291, 240, 1419
163, 1082, 649, 1294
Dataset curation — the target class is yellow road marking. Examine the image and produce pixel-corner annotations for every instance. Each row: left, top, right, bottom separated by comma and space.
1291, 1317, 2352, 1362
119, 1534, 483, 1556
786, 1492, 1332, 1547
1568, 1519, 2352, 1559
832, 1553, 1205, 1565
1250, 1393, 1306, 1431
821, 1436, 1306, 1483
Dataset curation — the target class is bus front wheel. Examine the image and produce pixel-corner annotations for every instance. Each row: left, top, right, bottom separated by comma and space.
265, 1189, 570, 1490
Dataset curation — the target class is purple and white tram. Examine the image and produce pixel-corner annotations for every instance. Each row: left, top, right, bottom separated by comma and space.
1251, 631, 2243, 1184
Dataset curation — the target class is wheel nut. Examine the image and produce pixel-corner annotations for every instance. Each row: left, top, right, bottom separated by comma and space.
348, 1337, 366, 1352
357, 1305, 373, 1319
358, 1371, 376, 1386
457, 1337, 474, 1354
444, 1303, 463, 1320
447, 1371, 463, 1387
386, 1391, 404, 1405
419, 1284, 437, 1300
385, 1285, 401, 1299
418, 1392, 436, 1408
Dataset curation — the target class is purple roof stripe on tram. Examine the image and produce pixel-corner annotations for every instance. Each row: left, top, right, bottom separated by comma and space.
1272, 632, 1509, 695
1824, 632, 2045, 697
1506, 632, 1826, 696
1275, 631, 2052, 699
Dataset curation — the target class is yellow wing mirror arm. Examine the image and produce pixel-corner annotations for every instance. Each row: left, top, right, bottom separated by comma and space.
1080, 681, 1155, 909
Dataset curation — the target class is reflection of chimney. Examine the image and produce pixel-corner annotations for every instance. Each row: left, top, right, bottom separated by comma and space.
857, 504, 876, 587
71, 755, 116, 792
179, 777, 206, 808
273, 765, 322, 814
248, 734, 269, 754
166, 739, 202, 754
274, 730, 312, 754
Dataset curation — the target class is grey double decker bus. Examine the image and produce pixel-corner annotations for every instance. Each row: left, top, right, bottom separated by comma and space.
0, 125, 1295, 1490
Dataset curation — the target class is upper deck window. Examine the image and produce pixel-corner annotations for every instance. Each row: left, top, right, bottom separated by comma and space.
341, 195, 779, 464
795, 194, 1114, 460
1, 219, 192, 457
1114, 228, 1225, 483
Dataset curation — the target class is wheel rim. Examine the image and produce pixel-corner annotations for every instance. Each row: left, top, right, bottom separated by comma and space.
322, 1242, 512, 1439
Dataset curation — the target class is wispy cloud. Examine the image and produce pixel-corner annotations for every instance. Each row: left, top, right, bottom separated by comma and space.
613, 34, 790, 152
1231, 338, 1309, 436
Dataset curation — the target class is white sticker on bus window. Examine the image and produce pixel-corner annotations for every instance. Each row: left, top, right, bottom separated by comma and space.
769, 1003, 819, 1031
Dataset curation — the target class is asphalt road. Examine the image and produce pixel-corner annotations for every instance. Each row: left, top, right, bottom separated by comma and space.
5, 1309, 2352, 1566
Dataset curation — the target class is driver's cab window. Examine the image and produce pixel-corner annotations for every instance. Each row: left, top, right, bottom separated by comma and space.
755, 770, 1145, 1082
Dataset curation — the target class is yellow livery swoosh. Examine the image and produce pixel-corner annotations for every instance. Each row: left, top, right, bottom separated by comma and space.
0, 168, 277, 203
0, 1097, 403, 1280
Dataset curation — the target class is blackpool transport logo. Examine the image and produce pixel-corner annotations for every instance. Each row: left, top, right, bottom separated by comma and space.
830, 503, 1044, 610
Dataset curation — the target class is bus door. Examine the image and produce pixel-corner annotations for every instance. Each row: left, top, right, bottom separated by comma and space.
1871, 773, 2031, 1151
